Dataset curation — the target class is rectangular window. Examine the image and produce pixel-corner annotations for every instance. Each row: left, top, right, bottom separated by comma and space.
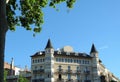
40, 66, 43, 69
87, 61, 89, 64
59, 65, 62, 70
56, 58, 59, 62
59, 58, 61, 62
77, 59, 79, 63
79, 60, 81, 64
68, 59, 70, 63
62, 58, 64, 62
33, 59, 34, 63
35, 59, 37, 63
68, 74, 71, 80
68, 66, 71, 70
37, 59, 39, 63
82, 60, 84, 64
43, 58, 44, 62
40, 59, 42, 62
74, 59, 76, 63
77, 74, 80, 80
77, 66, 79, 70
65, 58, 67, 62
70, 59, 72, 63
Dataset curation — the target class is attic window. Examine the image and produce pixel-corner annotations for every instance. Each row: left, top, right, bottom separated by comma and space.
75, 53, 78, 56
57, 51, 61, 54
39, 52, 42, 55
66, 52, 70, 55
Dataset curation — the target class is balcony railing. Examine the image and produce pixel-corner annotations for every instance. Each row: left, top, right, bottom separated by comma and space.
32, 79, 44, 82
84, 71, 90, 74
75, 70, 81, 74
58, 69, 63, 73
55, 78, 64, 82
84, 80, 91, 82
65, 70, 72, 73
55, 69, 65, 74
33, 69, 44, 74
66, 79, 73, 82
75, 79, 82, 82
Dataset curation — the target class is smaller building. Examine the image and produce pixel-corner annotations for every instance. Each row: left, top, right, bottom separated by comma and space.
4, 58, 31, 82
4, 58, 21, 76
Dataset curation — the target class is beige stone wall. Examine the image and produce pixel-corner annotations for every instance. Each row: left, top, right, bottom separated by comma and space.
31, 55, 120, 82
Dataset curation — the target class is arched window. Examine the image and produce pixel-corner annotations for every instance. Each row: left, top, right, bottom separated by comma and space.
58, 74, 62, 80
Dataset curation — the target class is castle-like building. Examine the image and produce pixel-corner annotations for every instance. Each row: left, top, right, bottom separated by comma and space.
31, 39, 120, 82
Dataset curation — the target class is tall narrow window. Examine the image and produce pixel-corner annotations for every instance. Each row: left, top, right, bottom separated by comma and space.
58, 74, 62, 80
79, 60, 81, 64
56, 58, 59, 62
77, 66, 79, 71
68, 66, 71, 70
62, 58, 64, 62
59, 65, 62, 71
85, 67, 89, 71
74, 59, 76, 63
68, 74, 71, 80
65, 58, 67, 62
35, 66, 37, 70
40, 66, 42, 69
83, 60, 84, 64
48, 74, 50, 78
77, 74, 80, 80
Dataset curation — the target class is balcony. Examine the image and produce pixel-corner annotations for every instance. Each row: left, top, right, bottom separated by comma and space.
75, 70, 81, 74
84, 80, 91, 82
32, 79, 44, 82
75, 80, 82, 82
33, 69, 44, 74
84, 71, 90, 74
55, 78, 64, 82
58, 69, 63, 73
55, 69, 65, 74
66, 79, 73, 82
65, 70, 72, 73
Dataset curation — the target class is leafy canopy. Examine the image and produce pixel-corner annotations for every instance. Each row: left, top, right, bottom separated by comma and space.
6, 0, 76, 34
18, 75, 29, 82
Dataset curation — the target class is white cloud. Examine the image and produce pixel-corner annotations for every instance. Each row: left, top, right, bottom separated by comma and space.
99, 45, 109, 50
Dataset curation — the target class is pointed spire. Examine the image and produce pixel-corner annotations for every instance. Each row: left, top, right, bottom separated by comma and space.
90, 43, 98, 54
45, 39, 53, 49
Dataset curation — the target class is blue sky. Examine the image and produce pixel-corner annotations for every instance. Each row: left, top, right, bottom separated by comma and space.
5, 0, 120, 78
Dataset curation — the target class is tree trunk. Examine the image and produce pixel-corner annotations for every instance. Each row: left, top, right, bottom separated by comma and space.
0, 0, 8, 82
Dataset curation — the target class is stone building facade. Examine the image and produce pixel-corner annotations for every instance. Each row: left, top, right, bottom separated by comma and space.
31, 39, 120, 82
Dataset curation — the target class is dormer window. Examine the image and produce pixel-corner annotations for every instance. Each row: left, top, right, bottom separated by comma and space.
66, 52, 70, 55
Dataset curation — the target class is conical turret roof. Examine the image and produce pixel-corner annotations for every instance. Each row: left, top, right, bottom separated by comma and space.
90, 43, 98, 54
45, 39, 53, 49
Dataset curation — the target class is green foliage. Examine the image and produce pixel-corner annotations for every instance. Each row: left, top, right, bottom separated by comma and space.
4, 70, 8, 82
6, 0, 18, 31
18, 75, 29, 82
6, 0, 76, 33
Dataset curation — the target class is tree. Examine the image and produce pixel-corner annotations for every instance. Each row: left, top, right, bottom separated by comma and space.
18, 75, 29, 82
0, 0, 76, 82
4, 70, 8, 82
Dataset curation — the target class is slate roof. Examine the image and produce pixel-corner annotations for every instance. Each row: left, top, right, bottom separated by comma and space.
45, 39, 53, 49
31, 51, 92, 58
90, 43, 98, 54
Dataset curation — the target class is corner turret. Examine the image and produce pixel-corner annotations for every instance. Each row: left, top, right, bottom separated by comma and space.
90, 44, 100, 82
90, 44, 98, 53
45, 39, 53, 49
44, 39, 55, 82
90, 43, 98, 57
